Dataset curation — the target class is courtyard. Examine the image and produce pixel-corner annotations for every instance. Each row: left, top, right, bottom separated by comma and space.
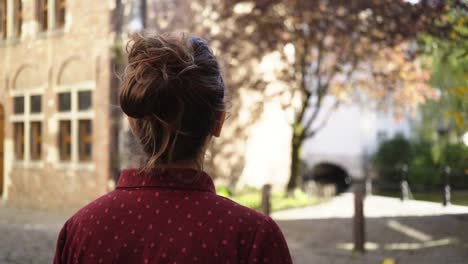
1, 194, 467, 264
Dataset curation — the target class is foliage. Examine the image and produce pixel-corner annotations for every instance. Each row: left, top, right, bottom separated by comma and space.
441, 143, 468, 187
373, 134, 468, 188
212, 0, 459, 190
373, 134, 413, 183
409, 140, 439, 186
217, 187, 318, 212
141, 0, 267, 185
377, 190, 468, 206
144, 0, 465, 189
417, 3, 468, 136
215, 185, 232, 197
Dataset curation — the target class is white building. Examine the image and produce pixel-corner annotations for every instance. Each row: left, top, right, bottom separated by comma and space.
237, 95, 414, 189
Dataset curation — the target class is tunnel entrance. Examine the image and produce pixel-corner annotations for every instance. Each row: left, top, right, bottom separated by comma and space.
303, 162, 351, 197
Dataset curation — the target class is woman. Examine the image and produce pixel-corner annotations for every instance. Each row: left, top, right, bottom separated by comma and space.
54, 32, 292, 264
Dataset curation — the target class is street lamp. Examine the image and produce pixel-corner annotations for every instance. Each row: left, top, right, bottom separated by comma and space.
436, 117, 451, 206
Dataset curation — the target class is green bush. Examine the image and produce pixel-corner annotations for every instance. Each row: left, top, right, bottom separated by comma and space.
216, 185, 232, 198
373, 134, 412, 183
408, 140, 439, 186
443, 143, 468, 188
373, 134, 468, 189
216, 187, 318, 212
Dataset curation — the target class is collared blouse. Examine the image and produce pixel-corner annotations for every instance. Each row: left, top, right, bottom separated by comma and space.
54, 168, 292, 263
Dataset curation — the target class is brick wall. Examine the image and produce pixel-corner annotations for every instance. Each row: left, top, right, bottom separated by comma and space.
0, 0, 116, 210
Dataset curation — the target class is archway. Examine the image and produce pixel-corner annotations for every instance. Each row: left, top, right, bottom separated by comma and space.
303, 162, 352, 196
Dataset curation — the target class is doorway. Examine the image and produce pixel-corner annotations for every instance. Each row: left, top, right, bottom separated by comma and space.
0, 104, 3, 196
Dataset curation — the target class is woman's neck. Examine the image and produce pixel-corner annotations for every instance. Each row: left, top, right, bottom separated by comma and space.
155, 157, 203, 171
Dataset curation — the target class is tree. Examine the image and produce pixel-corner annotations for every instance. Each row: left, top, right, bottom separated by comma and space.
138, 0, 463, 190
141, 0, 268, 187
417, 3, 468, 139
213, 0, 457, 191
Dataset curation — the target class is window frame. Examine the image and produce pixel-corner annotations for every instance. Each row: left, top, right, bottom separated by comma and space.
35, 0, 67, 35
9, 87, 45, 168
55, 81, 95, 170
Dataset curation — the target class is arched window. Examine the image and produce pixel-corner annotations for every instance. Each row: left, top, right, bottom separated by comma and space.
11, 65, 45, 162
56, 58, 94, 164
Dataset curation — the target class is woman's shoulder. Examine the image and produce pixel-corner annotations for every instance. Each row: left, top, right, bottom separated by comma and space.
64, 190, 119, 226
209, 194, 292, 262
209, 193, 271, 224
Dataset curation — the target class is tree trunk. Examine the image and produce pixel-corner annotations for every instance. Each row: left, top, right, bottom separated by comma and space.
286, 130, 302, 191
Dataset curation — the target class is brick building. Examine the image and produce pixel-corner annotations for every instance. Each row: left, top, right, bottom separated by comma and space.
0, 0, 294, 210
0, 0, 121, 209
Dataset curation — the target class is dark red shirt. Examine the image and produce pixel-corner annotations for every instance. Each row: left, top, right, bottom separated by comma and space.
54, 168, 292, 263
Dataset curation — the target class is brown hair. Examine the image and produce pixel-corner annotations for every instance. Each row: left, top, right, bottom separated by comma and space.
119, 32, 225, 170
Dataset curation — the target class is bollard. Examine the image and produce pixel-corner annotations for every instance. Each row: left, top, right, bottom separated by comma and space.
261, 184, 272, 216
365, 178, 373, 196
400, 164, 409, 201
353, 180, 366, 253
442, 166, 451, 206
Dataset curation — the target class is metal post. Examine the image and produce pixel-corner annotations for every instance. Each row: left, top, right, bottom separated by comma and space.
353, 180, 365, 253
443, 166, 451, 206
261, 184, 272, 216
365, 177, 372, 196
400, 164, 409, 201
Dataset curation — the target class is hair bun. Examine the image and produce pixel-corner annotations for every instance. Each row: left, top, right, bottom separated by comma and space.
119, 33, 197, 119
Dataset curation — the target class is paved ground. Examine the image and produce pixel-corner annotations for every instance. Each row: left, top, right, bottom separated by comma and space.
0, 205, 69, 264
273, 194, 468, 264
1, 195, 467, 264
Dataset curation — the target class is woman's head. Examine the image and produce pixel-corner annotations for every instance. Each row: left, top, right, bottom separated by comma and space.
119, 32, 226, 169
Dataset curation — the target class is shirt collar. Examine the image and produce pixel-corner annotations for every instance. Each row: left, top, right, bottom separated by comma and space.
117, 168, 216, 193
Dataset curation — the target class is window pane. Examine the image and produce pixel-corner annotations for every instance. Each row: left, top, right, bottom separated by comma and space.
30, 122, 42, 160
13, 122, 24, 160
78, 91, 92, 111
55, 0, 65, 28
58, 92, 71, 112
14, 96, 24, 114
14, 0, 22, 37
36, 0, 48, 32
1, 0, 6, 39
78, 120, 92, 161
58, 120, 71, 161
30, 95, 42, 113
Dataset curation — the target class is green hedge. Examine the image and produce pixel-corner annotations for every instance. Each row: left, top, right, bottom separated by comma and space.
216, 186, 318, 212
373, 134, 468, 189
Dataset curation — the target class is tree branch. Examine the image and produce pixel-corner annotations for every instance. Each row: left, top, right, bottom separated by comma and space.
301, 92, 324, 138
299, 37, 328, 131
292, 37, 312, 128
303, 55, 357, 138
304, 100, 340, 138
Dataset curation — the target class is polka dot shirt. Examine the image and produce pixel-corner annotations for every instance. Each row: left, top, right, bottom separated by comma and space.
54, 168, 292, 263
